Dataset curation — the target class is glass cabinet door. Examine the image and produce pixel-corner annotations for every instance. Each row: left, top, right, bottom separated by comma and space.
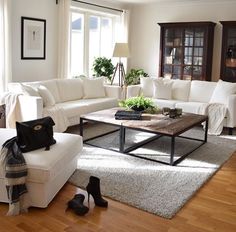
159, 22, 215, 81
220, 21, 236, 82
163, 28, 183, 79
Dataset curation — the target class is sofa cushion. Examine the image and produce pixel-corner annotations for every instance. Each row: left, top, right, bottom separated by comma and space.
152, 99, 183, 109
140, 77, 155, 97
39, 80, 61, 103
172, 80, 191, 101
57, 79, 83, 102
83, 77, 106, 99
56, 98, 118, 118
37, 85, 56, 107
189, 80, 216, 103
210, 79, 236, 104
153, 79, 173, 99
0, 129, 82, 184
175, 102, 209, 115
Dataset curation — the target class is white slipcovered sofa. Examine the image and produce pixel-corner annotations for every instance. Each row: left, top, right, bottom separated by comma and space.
8, 77, 122, 132
0, 128, 83, 208
127, 78, 236, 134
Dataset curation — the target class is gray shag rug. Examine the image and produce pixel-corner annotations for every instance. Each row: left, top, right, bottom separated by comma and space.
69, 124, 236, 219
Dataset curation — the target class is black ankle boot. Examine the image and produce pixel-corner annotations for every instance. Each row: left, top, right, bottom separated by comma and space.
67, 194, 89, 215
86, 176, 108, 208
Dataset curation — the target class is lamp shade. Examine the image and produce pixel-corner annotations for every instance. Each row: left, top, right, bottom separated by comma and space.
112, 43, 130, 58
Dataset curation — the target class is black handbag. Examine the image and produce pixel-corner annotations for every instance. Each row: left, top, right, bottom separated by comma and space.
16, 116, 56, 153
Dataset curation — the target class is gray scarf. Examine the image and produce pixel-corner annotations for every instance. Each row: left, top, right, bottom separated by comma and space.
0, 137, 30, 215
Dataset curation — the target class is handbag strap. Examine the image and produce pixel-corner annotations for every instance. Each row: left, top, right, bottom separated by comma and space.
44, 126, 51, 151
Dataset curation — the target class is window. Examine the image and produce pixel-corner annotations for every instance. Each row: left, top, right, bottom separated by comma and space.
71, 12, 84, 77
71, 8, 121, 78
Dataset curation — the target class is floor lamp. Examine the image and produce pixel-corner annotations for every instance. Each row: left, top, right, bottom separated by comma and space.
111, 43, 130, 87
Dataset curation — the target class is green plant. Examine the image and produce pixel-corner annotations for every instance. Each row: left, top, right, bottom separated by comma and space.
92, 57, 115, 81
124, 68, 148, 86
119, 95, 158, 113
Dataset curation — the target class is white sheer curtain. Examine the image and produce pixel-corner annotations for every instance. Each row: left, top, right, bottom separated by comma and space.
0, 0, 11, 93
120, 10, 130, 72
121, 10, 130, 43
57, 0, 71, 79
111, 9, 130, 87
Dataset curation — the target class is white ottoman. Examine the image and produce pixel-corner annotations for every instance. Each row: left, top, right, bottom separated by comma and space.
0, 128, 82, 208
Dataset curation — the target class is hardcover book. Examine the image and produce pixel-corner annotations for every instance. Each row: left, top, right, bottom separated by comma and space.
115, 110, 142, 120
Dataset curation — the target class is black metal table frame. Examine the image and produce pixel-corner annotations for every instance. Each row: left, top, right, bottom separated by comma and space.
80, 117, 208, 166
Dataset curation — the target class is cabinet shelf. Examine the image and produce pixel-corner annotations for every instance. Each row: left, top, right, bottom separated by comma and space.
226, 59, 236, 68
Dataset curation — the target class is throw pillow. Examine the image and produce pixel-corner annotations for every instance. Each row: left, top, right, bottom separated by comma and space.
57, 78, 84, 102
37, 85, 56, 107
39, 80, 61, 103
20, 84, 40, 97
83, 77, 106, 99
140, 77, 154, 97
171, 80, 191, 101
153, 79, 173, 99
210, 79, 236, 104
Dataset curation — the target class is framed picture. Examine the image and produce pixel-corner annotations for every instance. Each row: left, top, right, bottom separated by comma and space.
21, 17, 46, 59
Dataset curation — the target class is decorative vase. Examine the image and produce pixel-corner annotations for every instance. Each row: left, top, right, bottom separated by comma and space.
131, 106, 145, 112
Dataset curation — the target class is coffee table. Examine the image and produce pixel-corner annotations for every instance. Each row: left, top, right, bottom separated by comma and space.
80, 107, 208, 166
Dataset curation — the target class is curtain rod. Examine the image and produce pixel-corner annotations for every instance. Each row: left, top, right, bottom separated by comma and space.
56, 0, 123, 13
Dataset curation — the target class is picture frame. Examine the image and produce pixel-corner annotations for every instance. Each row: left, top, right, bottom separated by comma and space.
21, 17, 46, 59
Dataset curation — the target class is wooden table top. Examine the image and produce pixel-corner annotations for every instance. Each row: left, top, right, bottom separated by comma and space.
81, 107, 208, 136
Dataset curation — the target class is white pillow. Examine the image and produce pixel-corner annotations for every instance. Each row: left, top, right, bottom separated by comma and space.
189, 80, 217, 103
140, 77, 154, 97
20, 84, 40, 97
37, 85, 56, 107
153, 79, 173, 100
210, 79, 236, 104
83, 77, 106, 99
172, 80, 191, 101
57, 79, 83, 102
39, 80, 61, 103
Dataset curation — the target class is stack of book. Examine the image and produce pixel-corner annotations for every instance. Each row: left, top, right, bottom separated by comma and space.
115, 110, 142, 120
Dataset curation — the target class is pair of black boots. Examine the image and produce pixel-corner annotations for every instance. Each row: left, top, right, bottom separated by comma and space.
67, 176, 108, 216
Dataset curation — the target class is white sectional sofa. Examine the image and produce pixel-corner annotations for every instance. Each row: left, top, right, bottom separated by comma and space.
127, 78, 236, 134
8, 77, 122, 132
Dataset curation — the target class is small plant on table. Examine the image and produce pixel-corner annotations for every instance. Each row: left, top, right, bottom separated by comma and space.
119, 95, 159, 113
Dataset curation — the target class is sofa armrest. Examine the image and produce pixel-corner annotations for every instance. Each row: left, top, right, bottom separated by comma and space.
104, 85, 123, 99
226, 94, 236, 128
126, 85, 141, 98
18, 95, 43, 121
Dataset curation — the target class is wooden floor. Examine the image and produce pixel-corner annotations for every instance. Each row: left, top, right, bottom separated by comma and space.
0, 153, 236, 232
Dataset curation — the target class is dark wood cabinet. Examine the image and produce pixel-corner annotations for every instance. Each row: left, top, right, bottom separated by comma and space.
220, 21, 236, 82
158, 22, 215, 81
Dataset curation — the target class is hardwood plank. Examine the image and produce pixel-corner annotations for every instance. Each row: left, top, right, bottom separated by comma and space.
0, 153, 236, 232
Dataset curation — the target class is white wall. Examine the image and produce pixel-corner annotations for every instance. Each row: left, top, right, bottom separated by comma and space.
11, 0, 58, 82
128, 0, 236, 81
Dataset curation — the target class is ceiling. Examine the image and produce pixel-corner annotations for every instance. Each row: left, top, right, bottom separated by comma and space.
110, 0, 166, 2
110, 0, 235, 4
110, 0, 199, 3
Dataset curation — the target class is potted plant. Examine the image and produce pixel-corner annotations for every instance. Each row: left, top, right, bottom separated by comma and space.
124, 68, 148, 86
119, 95, 159, 113
92, 57, 115, 83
